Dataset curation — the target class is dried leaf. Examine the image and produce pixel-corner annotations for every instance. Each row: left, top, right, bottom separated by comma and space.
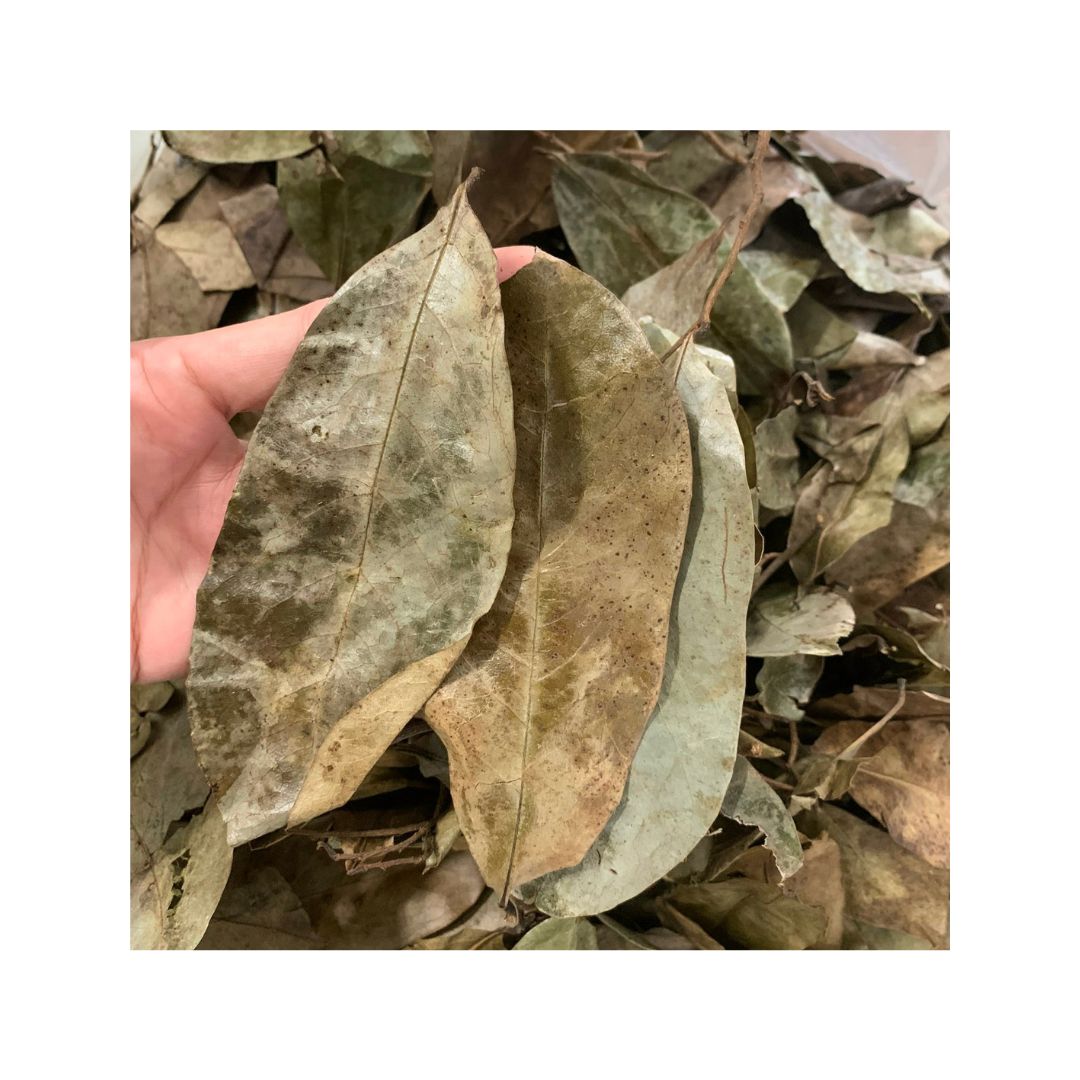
154, 220, 257, 291
425, 254, 692, 898
746, 583, 855, 657
219, 183, 291, 284
756, 654, 823, 721
435, 131, 642, 244
720, 757, 803, 879
810, 804, 948, 947
278, 131, 432, 286
131, 222, 220, 339
794, 185, 949, 306
523, 341, 753, 916
754, 405, 801, 512
424, 807, 462, 870
782, 834, 845, 946
869, 205, 949, 259
515, 917, 598, 950
188, 179, 515, 845
264, 233, 334, 302
163, 130, 319, 163
664, 879, 826, 950
552, 151, 719, 295
131, 681, 175, 714
132, 145, 207, 229
200, 858, 320, 950
740, 249, 819, 312
623, 229, 794, 395
131, 709, 232, 949
814, 720, 949, 867
306, 850, 486, 949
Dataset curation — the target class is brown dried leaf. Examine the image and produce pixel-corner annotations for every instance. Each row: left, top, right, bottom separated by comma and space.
132, 145, 207, 229
154, 220, 257, 291
188, 179, 515, 845
814, 720, 949, 867
425, 254, 692, 898
810, 805, 949, 947
219, 183, 291, 284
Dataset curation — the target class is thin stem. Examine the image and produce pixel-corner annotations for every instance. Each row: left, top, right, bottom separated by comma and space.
838, 680, 907, 761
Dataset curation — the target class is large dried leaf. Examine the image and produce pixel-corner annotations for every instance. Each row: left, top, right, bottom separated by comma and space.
623, 229, 794, 396
433, 131, 642, 244
552, 152, 719, 295
869, 205, 949, 259
522, 339, 753, 917
740, 249, 820, 312
163, 130, 319, 163
278, 131, 432, 286
515, 917, 598, 950
131, 709, 232, 949
425, 254, 693, 898
810, 804, 948, 947
746, 583, 855, 657
814, 720, 949, 867
187, 180, 515, 845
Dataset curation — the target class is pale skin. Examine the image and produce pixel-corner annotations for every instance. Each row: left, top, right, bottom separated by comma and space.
130, 244, 537, 683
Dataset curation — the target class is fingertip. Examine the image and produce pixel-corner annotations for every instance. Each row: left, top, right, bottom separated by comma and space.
495, 246, 538, 284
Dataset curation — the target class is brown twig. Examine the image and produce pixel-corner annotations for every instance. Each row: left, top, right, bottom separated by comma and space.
533, 130, 575, 154
787, 720, 800, 769
699, 130, 751, 165
662, 130, 772, 378
837, 680, 907, 761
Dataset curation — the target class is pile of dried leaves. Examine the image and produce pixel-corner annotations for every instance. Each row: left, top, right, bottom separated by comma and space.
131, 130, 949, 950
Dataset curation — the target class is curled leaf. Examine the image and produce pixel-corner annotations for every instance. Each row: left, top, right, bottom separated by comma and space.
746, 583, 855, 657
720, 757, 803, 879
188, 178, 515, 845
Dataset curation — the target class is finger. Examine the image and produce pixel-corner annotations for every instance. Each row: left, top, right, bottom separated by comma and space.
495, 245, 537, 283
151, 299, 330, 416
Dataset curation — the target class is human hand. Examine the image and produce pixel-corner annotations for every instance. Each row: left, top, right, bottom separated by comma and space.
130, 245, 537, 683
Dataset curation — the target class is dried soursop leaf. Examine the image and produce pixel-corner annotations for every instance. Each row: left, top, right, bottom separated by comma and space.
552, 151, 720, 295
515, 917, 598, 950
424, 254, 693, 900
131, 709, 232, 949
720, 757, 803, 879
522, 335, 753, 917
132, 145, 207, 229
163, 130, 319, 163
278, 131, 433, 287
188, 178, 515, 845
755, 654, 823, 721
814, 720, 949, 868
746, 583, 855, 657
154, 220, 257, 291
